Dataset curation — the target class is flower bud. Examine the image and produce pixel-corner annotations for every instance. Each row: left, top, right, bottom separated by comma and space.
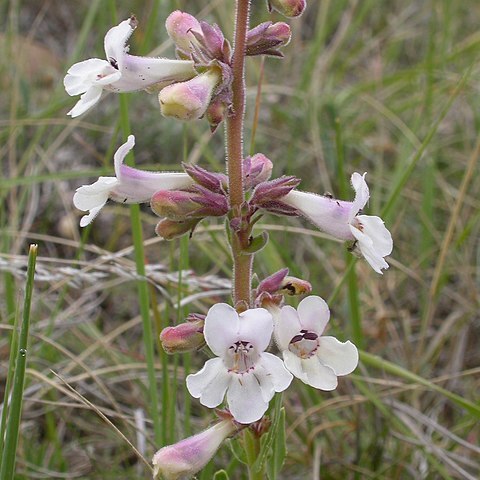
152, 419, 237, 479
244, 153, 273, 189
159, 69, 221, 121
160, 318, 205, 354
165, 11, 201, 56
182, 164, 227, 193
251, 176, 300, 206
246, 21, 291, 57
268, 0, 307, 17
256, 268, 290, 295
151, 190, 199, 220
279, 276, 312, 296
155, 218, 199, 240
205, 97, 228, 132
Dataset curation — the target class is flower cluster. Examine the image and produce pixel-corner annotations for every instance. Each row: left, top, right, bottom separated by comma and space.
65, 4, 393, 479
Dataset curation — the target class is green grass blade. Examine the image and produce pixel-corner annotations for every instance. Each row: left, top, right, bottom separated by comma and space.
0, 244, 38, 480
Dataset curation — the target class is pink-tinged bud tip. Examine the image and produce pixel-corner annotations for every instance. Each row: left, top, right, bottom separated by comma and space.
159, 69, 221, 121
165, 11, 201, 54
152, 420, 236, 479
267, 22, 291, 44
268, 0, 307, 17
160, 319, 205, 354
151, 190, 198, 220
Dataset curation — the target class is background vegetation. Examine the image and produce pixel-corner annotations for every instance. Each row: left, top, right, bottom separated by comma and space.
1, 0, 479, 478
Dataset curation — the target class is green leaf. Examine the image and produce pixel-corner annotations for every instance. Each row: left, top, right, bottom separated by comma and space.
242, 231, 269, 254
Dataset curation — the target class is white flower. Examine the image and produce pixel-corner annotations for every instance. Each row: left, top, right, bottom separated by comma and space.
186, 303, 293, 424
283, 172, 393, 273
274, 296, 358, 390
73, 135, 192, 227
64, 16, 195, 117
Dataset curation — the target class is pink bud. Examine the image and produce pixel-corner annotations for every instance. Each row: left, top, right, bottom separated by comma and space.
257, 268, 290, 295
165, 11, 202, 56
246, 21, 291, 57
155, 218, 199, 240
251, 176, 300, 206
160, 318, 205, 354
205, 98, 228, 132
159, 69, 221, 121
268, 0, 307, 17
244, 153, 273, 189
152, 420, 237, 479
183, 164, 227, 193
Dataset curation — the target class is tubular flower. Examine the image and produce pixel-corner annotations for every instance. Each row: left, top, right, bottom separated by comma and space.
64, 16, 195, 117
73, 135, 192, 227
186, 304, 293, 424
273, 296, 358, 390
283, 172, 393, 273
152, 419, 236, 480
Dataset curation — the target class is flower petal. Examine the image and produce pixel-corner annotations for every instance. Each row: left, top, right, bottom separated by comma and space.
110, 55, 195, 93
297, 295, 330, 335
258, 352, 293, 392
113, 135, 135, 177
80, 205, 104, 227
104, 18, 134, 71
186, 357, 230, 408
283, 350, 307, 382
67, 86, 103, 117
316, 336, 359, 376
203, 304, 240, 357
348, 172, 369, 222
238, 308, 273, 352
73, 177, 117, 211
227, 372, 268, 424
283, 190, 353, 240
274, 305, 302, 351
350, 215, 392, 274
301, 356, 338, 390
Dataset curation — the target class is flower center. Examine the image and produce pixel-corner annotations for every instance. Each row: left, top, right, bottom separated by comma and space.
225, 341, 258, 374
288, 330, 319, 359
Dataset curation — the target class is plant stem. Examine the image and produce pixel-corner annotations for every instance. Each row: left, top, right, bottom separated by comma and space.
226, 0, 252, 307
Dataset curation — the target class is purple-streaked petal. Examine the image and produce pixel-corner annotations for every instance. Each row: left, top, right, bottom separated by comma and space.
238, 308, 273, 352
348, 172, 369, 222
317, 336, 359, 376
283, 190, 354, 240
104, 18, 134, 71
301, 356, 338, 390
186, 357, 230, 408
227, 372, 268, 424
252, 364, 275, 403
67, 86, 103, 117
350, 215, 392, 274
297, 295, 330, 335
274, 305, 302, 351
258, 352, 293, 392
204, 303, 240, 357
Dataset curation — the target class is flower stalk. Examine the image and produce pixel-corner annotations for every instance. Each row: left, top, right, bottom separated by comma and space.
226, 0, 252, 307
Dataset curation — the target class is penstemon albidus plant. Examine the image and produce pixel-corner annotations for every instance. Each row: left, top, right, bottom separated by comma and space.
65, 1, 393, 478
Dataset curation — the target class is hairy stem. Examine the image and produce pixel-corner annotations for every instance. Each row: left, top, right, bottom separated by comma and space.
226, 0, 252, 307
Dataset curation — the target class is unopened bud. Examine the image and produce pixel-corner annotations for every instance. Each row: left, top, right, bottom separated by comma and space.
152, 419, 237, 479
160, 319, 205, 354
246, 21, 291, 57
165, 10, 201, 56
251, 176, 300, 206
155, 218, 199, 240
268, 0, 307, 17
244, 153, 273, 189
159, 69, 221, 121
183, 163, 227, 193
151, 190, 199, 220
205, 98, 228, 132
279, 276, 312, 296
